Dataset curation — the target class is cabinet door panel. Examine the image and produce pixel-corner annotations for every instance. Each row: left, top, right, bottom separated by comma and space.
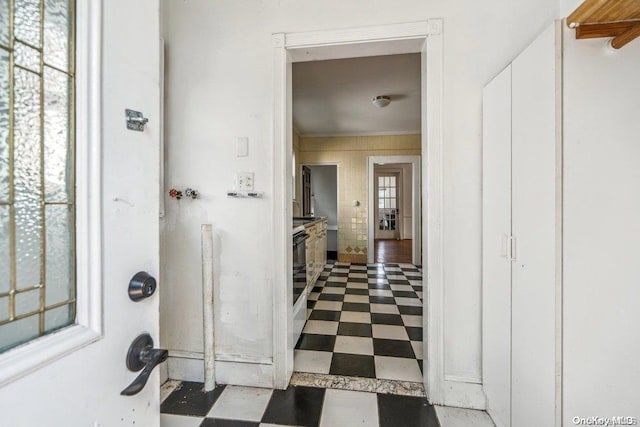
482, 64, 512, 427
511, 22, 557, 427
306, 237, 315, 287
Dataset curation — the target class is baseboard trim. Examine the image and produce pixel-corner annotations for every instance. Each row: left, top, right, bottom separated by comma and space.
168, 350, 273, 365
167, 354, 274, 388
442, 379, 487, 410
444, 374, 482, 384
167, 355, 204, 383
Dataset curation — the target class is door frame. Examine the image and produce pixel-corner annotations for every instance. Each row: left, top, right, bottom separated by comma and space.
374, 168, 403, 241
368, 156, 421, 264
0, 0, 103, 387
271, 20, 446, 404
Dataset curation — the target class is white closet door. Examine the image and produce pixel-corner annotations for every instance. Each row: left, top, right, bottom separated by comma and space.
511, 23, 558, 427
482, 65, 512, 427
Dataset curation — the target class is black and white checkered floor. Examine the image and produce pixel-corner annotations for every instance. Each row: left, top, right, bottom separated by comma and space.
160, 263, 438, 427
160, 264, 496, 426
295, 262, 423, 381
161, 381, 439, 427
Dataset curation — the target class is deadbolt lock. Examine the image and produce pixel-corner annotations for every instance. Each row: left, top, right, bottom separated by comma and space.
128, 271, 157, 301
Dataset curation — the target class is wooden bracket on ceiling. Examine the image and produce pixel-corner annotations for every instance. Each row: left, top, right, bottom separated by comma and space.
611, 23, 640, 48
567, 0, 640, 48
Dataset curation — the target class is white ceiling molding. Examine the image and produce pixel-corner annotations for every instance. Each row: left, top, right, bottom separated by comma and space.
285, 21, 431, 49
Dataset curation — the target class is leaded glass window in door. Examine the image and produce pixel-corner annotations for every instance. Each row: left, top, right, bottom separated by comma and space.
0, 0, 76, 353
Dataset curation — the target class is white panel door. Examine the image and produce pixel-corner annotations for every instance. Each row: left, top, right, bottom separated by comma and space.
0, 0, 162, 425
375, 172, 401, 240
482, 64, 512, 427
511, 23, 558, 427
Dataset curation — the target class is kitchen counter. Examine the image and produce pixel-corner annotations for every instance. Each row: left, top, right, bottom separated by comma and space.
293, 216, 327, 229
292, 216, 328, 344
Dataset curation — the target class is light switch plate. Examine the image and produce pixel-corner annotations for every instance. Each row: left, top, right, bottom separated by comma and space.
237, 137, 249, 157
236, 172, 254, 191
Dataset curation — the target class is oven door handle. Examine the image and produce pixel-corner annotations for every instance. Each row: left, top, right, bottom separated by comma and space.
293, 233, 310, 246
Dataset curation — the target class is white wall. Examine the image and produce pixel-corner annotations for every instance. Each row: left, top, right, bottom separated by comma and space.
160, 0, 559, 391
560, 0, 582, 16
562, 29, 640, 422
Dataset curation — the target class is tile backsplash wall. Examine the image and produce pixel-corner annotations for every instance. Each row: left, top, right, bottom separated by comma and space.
298, 134, 421, 261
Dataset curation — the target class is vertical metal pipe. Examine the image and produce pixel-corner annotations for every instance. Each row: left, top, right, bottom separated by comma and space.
201, 224, 215, 391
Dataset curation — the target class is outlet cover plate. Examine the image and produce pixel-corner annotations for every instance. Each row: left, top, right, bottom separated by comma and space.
236, 172, 254, 191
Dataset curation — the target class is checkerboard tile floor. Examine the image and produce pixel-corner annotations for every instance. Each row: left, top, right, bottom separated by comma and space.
296, 262, 424, 382
160, 263, 433, 427
161, 381, 439, 427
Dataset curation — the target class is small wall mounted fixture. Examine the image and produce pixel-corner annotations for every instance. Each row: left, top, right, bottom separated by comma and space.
169, 188, 199, 200
372, 95, 391, 108
227, 191, 263, 198
126, 109, 149, 131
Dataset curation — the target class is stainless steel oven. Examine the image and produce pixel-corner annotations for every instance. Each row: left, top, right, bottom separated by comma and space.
293, 230, 309, 305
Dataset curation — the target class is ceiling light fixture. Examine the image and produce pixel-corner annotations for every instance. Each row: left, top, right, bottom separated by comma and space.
372, 95, 391, 108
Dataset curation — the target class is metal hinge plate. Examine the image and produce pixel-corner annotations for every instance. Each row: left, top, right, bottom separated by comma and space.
126, 109, 149, 132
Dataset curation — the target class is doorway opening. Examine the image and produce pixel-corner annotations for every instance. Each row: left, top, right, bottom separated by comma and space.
290, 50, 424, 386
374, 163, 415, 264
300, 164, 339, 261
367, 155, 421, 266
272, 21, 445, 404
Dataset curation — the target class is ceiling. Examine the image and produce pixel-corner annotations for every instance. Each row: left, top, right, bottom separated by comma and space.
292, 53, 421, 137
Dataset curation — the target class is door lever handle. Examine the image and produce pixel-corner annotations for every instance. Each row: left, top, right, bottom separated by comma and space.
121, 333, 168, 396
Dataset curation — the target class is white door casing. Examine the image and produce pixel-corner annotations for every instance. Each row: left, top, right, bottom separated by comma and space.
271, 20, 458, 407
0, 1, 162, 425
272, 32, 295, 389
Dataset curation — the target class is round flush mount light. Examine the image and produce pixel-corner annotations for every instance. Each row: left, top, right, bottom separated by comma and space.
372, 95, 391, 108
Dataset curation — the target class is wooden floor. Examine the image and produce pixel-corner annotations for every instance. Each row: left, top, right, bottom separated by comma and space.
374, 239, 412, 264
